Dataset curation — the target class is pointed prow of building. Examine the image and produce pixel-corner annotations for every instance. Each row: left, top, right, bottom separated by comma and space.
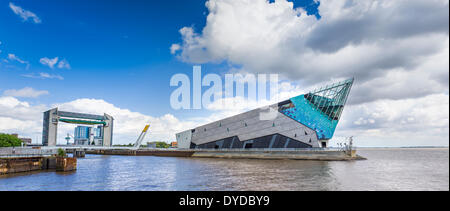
133, 125, 150, 149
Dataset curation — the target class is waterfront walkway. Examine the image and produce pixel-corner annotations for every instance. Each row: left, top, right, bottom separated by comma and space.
0, 148, 57, 158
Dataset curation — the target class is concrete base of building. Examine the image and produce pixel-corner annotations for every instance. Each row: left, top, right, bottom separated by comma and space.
190, 150, 365, 161
86, 149, 366, 161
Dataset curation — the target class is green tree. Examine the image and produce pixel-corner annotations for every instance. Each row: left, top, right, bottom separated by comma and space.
57, 148, 67, 157
156, 142, 170, 148
0, 134, 23, 147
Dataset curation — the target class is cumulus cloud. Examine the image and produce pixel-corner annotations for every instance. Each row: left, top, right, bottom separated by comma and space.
9, 2, 41, 24
53, 99, 203, 144
39, 57, 71, 69
0, 97, 204, 145
0, 96, 46, 141
334, 93, 449, 147
57, 59, 71, 69
3, 87, 49, 98
39, 57, 59, 69
170, 0, 449, 146
172, 0, 449, 104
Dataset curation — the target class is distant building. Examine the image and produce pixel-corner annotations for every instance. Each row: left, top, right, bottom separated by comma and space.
3, 133, 32, 145
20, 138, 32, 145
74, 126, 104, 146
171, 142, 178, 148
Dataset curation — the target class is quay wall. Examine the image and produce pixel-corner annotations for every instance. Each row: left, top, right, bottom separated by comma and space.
86, 149, 195, 157
191, 150, 357, 161
0, 157, 77, 175
86, 149, 365, 161
0, 157, 43, 174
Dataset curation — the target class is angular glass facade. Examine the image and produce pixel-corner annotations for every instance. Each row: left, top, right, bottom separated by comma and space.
279, 78, 353, 140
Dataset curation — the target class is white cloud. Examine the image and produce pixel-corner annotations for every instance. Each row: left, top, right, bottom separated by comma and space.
0, 96, 46, 141
0, 92, 447, 146
334, 93, 449, 147
9, 2, 41, 24
57, 59, 71, 69
39, 57, 59, 69
22, 72, 64, 80
173, 0, 449, 104
170, 44, 181, 54
8, 53, 27, 64
39, 57, 71, 69
0, 97, 203, 145
169, 0, 449, 146
53, 99, 204, 144
7, 53, 30, 69
3, 87, 49, 98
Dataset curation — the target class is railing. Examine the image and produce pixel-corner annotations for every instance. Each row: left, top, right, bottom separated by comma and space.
140, 147, 347, 152
1, 146, 352, 156
0, 147, 57, 158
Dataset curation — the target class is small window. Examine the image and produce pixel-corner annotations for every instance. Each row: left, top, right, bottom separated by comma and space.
244, 123, 247, 127
219, 123, 222, 127
227, 128, 230, 132
305, 131, 308, 135
294, 134, 297, 138
273, 122, 276, 127
204, 128, 206, 132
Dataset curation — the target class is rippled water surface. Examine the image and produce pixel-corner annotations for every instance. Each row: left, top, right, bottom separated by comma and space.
0, 148, 448, 191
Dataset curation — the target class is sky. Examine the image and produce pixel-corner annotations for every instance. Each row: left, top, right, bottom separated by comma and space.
0, 0, 448, 147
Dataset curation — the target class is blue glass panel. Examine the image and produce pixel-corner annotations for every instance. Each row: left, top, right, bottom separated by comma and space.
279, 95, 338, 140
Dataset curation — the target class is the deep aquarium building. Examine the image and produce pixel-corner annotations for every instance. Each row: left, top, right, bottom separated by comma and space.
176, 78, 354, 149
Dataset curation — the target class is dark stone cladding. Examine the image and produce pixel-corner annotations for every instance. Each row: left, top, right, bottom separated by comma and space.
190, 133, 312, 149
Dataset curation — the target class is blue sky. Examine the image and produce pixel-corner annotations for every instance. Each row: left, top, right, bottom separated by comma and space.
1, 0, 207, 117
0, 0, 318, 118
0, 0, 448, 146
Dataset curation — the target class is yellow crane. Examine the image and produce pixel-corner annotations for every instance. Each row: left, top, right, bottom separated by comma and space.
133, 124, 150, 149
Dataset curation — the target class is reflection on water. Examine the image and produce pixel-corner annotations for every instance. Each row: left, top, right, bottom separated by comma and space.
0, 148, 448, 191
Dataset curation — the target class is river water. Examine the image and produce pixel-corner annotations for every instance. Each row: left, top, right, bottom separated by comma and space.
0, 148, 448, 191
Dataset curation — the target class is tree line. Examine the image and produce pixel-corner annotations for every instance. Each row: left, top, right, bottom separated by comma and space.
0, 134, 23, 147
